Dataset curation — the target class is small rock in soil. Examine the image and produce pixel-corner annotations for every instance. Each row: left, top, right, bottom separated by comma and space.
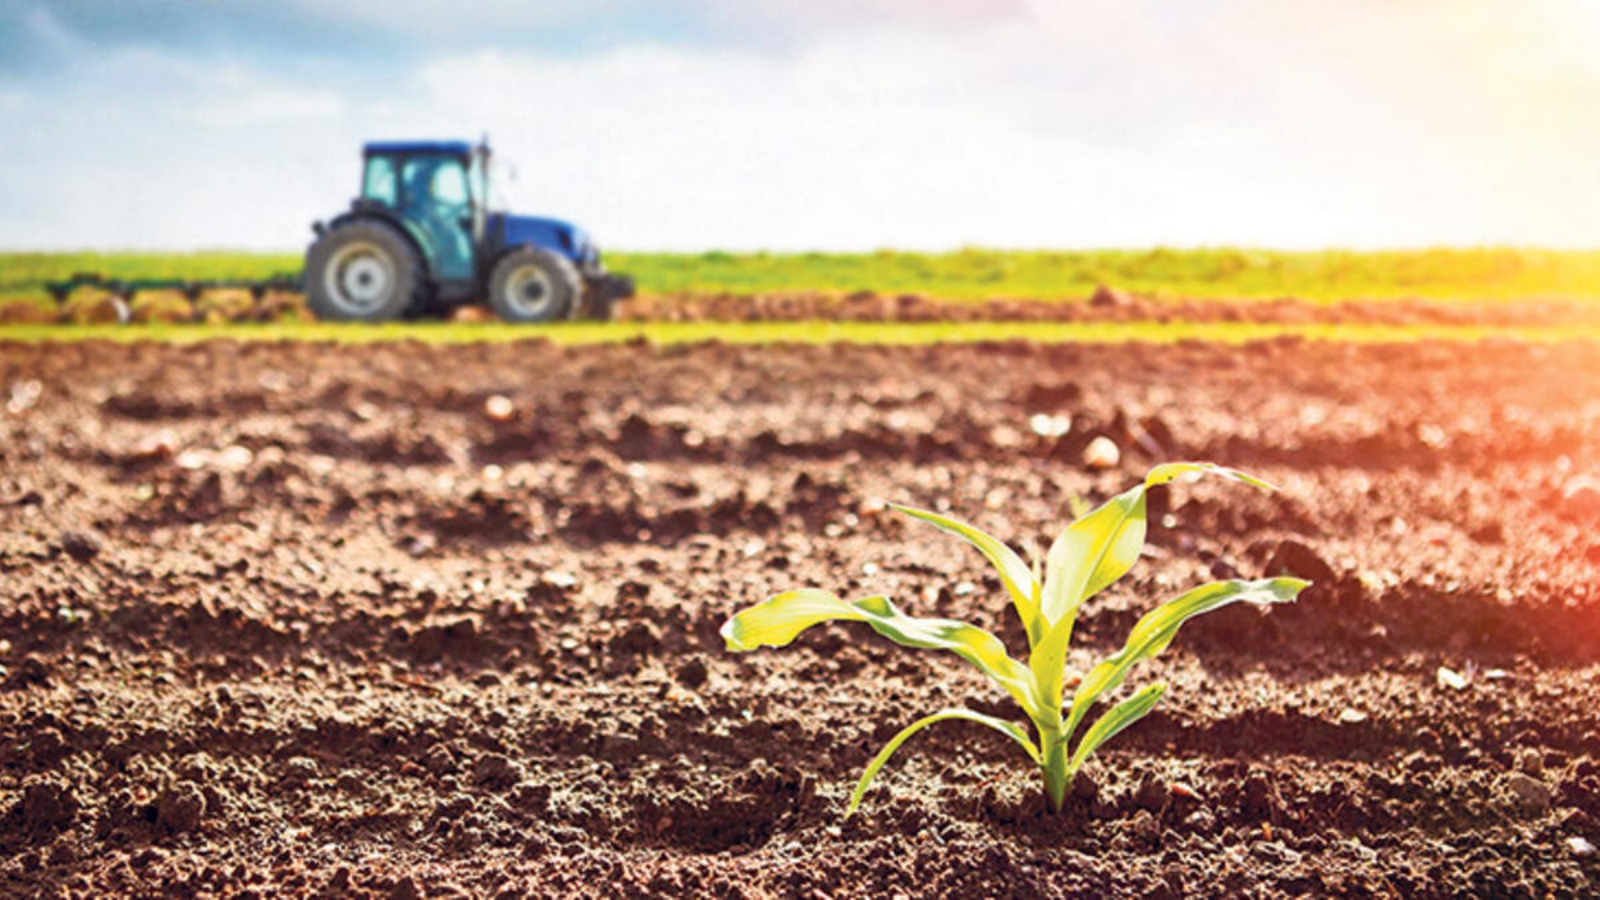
1265, 539, 1336, 585
1569, 836, 1596, 857
1083, 435, 1120, 470
1028, 413, 1071, 438
1436, 666, 1470, 691
484, 394, 516, 423
20, 778, 78, 831
59, 529, 103, 561
157, 781, 207, 833
1501, 772, 1552, 814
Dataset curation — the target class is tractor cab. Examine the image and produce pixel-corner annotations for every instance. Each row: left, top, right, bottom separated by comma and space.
305, 138, 632, 322
357, 141, 483, 284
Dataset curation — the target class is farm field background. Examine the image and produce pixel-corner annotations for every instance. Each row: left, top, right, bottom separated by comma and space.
8, 247, 1600, 308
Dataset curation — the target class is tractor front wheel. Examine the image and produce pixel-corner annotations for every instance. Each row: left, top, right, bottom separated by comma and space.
487, 248, 580, 323
305, 221, 422, 322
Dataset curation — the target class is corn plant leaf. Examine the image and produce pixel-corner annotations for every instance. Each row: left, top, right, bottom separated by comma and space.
846, 708, 1041, 817
892, 504, 1042, 641
1067, 682, 1166, 773
1030, 484, 1147, 713
1064, 577, 1307, 741
1145, 461, 1277, 490
1040, 462, 1271, 629
1038, 483, 1148, 627
723, 589, 1040, 716
1032, 463, 1278, 714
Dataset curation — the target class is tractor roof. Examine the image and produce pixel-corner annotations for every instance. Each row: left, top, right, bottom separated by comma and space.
363, 140, 475, 157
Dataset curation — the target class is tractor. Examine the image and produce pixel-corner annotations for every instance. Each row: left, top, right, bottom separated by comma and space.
305, 140, 633, 322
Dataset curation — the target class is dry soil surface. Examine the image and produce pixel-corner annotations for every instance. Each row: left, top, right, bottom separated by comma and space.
1, 336, 1598, 898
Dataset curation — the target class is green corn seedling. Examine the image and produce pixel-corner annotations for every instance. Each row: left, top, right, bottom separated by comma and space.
721, 462, 1309, 815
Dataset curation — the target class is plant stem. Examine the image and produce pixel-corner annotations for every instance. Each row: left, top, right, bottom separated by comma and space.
1040, 726, 1071, 812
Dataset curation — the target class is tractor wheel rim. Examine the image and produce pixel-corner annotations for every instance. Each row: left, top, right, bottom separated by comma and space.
325, 241, 395, 313
503, 265, 558, 318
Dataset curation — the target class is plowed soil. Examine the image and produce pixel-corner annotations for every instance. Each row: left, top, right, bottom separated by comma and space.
2, 335, 1598, 898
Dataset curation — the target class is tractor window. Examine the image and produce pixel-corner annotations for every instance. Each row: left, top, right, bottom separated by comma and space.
430, 160, 469, 208
362, 156, 398, 206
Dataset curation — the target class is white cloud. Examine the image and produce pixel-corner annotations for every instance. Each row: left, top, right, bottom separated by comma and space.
1, 1, 1599, 251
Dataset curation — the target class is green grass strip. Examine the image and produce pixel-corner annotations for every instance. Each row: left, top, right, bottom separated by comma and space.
9, 247, 1600, 303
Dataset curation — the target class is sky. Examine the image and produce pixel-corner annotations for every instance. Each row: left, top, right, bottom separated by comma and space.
1, 0, 1598, 252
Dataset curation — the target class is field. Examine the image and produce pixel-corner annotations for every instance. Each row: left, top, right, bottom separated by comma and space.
2, 323, 1599, 897
10, 247, 1600, 308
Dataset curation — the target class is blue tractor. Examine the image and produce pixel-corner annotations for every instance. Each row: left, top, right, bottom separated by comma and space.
305, 140, 633, 322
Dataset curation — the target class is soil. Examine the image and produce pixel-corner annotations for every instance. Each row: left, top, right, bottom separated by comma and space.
1, 333, 1598, 898
619, 290, 1600, 328
9, 287, 1600, 330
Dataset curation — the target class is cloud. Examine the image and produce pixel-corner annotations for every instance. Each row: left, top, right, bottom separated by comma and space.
0, 1, 1598, 250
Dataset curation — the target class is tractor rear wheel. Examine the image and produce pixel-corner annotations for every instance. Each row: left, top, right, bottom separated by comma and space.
305, 220, 422, 322
487, 248, 580, 323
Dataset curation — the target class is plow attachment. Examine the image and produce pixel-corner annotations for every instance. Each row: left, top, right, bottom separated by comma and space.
45, 272, 302, 323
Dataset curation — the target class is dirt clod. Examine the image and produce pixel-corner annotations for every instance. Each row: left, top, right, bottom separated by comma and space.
58, 529, 102, 561
675, 656, 709, 689
1134, 773, 1170, 813
19, 779, 77, 832
473, 754, 523, 791
157, 781, 207, 833
1264, 539, 1337, 585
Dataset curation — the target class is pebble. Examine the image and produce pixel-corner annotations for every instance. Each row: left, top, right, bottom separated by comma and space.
59, 530, 102, 562
1500, 772, 1552, 814
1436, 666, 1469, 691
484, 394, 516, 423
1082, 435, 1120, 470
1028, 413, 1071, 438
1569, 836, 1596, 857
